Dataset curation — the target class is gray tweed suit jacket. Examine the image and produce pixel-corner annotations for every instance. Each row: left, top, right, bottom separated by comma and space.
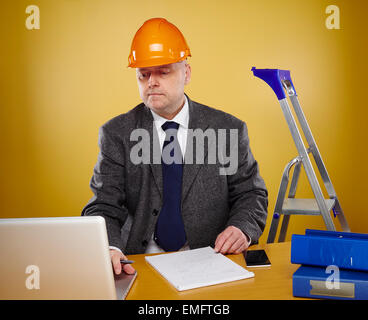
82, 95, 268, 254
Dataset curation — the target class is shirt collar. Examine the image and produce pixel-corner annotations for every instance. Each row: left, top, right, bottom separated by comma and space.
150, 95, 189, 129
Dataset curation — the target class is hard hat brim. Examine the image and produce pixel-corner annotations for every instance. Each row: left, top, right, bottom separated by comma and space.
128, 54, 191, 69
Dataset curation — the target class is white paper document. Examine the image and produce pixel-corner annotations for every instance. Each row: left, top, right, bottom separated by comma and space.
145, 246, 254, 291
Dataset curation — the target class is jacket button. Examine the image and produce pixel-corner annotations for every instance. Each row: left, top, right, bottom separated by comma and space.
142, 240, 148, 247
152, 209, 159, 216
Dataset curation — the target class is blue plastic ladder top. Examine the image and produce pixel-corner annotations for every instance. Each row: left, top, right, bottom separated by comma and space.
251, 67, 297, 100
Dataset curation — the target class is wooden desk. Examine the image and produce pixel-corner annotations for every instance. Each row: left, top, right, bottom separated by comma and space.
126, 242, 302, 300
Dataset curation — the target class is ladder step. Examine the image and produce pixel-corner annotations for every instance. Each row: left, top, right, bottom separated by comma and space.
282, 198, 336, 215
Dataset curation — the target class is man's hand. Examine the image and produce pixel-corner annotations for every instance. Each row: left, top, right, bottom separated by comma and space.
110, 249, 136, 275
214, 226, 250, 254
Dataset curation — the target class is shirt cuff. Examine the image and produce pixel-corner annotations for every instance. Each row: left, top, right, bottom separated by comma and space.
245, 234, 252, 245
109, 246, 122, 254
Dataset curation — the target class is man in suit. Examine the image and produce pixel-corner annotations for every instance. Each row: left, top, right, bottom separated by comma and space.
82, 18, 268, 275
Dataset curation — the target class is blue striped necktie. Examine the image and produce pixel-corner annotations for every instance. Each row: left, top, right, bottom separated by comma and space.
154, 121, 187, 251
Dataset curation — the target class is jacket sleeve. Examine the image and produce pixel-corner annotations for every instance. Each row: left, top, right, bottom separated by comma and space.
81, 124, 128, 249
225, 121, 268, 244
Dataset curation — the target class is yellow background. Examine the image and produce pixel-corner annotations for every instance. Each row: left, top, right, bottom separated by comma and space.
1, 0, 367, 243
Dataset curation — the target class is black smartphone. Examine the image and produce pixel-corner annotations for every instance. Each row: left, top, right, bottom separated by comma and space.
243, 249, 271, 267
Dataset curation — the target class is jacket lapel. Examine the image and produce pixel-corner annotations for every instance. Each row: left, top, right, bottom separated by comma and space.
182, 96, 209, 202
140, 105, 163, 199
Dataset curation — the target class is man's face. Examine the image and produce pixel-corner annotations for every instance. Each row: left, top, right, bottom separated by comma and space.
136, 61, 191, 119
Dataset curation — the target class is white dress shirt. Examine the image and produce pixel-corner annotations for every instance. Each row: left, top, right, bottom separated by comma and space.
146, 96, 190, 253
151, 95, 189, 156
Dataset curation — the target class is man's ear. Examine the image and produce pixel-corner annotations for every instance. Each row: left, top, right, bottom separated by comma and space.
184, 63, 191, 85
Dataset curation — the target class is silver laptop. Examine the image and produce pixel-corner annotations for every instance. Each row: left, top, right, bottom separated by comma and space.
0, 216, 137, 299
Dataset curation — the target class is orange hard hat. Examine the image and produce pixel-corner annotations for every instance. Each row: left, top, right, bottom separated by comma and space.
128, 18, 191, 68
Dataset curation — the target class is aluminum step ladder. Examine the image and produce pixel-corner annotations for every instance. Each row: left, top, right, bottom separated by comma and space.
251, 67, 350, 243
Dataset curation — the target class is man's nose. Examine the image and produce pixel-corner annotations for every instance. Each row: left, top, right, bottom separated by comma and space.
148, 73, 159, 87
